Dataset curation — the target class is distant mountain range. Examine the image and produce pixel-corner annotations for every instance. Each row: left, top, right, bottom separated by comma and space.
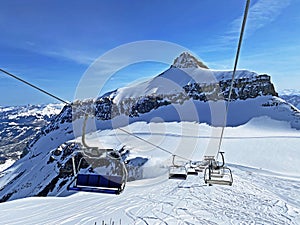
279, 89, 300, 109
0, 52, 300, 202
0, 104, 63, 171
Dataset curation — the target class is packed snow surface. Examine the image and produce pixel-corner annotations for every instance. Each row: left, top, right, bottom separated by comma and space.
0, 117, 300, 224
1, 169, 300, 225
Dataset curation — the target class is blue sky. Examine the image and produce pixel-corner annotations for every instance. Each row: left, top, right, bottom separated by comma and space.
0, 0, 299, 105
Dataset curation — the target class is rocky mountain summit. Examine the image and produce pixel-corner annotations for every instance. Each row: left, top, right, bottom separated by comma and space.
172, 52, 209, 69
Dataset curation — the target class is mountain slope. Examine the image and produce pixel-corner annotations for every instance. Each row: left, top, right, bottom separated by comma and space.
1, 170, 300, 224
0, 104, 63, 171
279, 89, 300, 109
0, 121, 299, 224
0, 52, 299, 203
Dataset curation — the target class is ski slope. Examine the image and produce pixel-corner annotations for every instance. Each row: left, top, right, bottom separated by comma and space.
0, 117, 300, 224
0, 167, 299, 224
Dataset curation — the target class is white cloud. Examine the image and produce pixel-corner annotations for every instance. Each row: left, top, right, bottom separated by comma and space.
199, 0, 292, 68
42, 48, 97, 65
227, 0, 291, 39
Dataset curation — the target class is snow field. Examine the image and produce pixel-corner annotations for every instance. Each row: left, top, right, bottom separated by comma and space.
1, 116, 300, 224
0, 167, 299, 224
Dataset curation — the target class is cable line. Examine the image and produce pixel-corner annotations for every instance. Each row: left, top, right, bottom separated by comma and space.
217, 0, 251, 153
1, 0, 250, 163
118, 127, 191, 161
0, 68, 69, 105
0, 68, 191, 162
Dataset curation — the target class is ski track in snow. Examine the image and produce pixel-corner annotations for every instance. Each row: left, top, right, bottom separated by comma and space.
0, 167, 300, 225
109, 132, 300, 140
1, 118, 300, 224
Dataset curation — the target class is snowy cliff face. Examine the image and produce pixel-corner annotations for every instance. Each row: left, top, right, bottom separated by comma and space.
0, 52, 300, 202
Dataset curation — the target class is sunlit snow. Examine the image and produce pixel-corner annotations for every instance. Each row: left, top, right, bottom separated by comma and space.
0, 117, 299, 224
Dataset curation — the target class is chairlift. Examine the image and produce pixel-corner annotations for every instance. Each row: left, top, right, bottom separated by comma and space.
67, 115, 128, 195
187, 161, 205, 172
204, 152, 233, 186
168, 155, 188, 180
187, 161, 198, 176
187, 167, 198, 176
200, 0, 250, 187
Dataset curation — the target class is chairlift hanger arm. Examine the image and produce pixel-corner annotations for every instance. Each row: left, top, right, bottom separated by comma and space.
82, 113, 91, 148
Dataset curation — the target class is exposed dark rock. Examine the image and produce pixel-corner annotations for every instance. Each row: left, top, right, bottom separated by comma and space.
172, 52, 209, 69
183, 74, 277, 102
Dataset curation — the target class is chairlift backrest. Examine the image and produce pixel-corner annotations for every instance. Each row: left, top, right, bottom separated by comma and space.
76, 174, 123, 189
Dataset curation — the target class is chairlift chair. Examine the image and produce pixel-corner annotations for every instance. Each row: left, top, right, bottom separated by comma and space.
203, 152, 233, 186
67, 147, 128, 194
186, 161, 198, 176
187, 167, 198, 176
191, 161, 206, 173
168, 155, 188, 180
67, 114, 128, 194
195, 167, 203, 172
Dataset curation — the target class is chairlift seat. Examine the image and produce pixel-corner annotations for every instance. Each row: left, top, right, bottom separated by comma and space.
204, 166, 233, 186
76, 174, 123, 188
210, 169, 224, 178
77, 174, 89, 186
205, 178, 232, 186
68, 173, 124, 194
187, 168, 198, 176
169, 166, 187, 180
169, 173, 187, 180
195, 166, 205, 172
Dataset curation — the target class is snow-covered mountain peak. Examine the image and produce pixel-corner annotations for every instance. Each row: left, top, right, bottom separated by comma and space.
172, 52, 209, 69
